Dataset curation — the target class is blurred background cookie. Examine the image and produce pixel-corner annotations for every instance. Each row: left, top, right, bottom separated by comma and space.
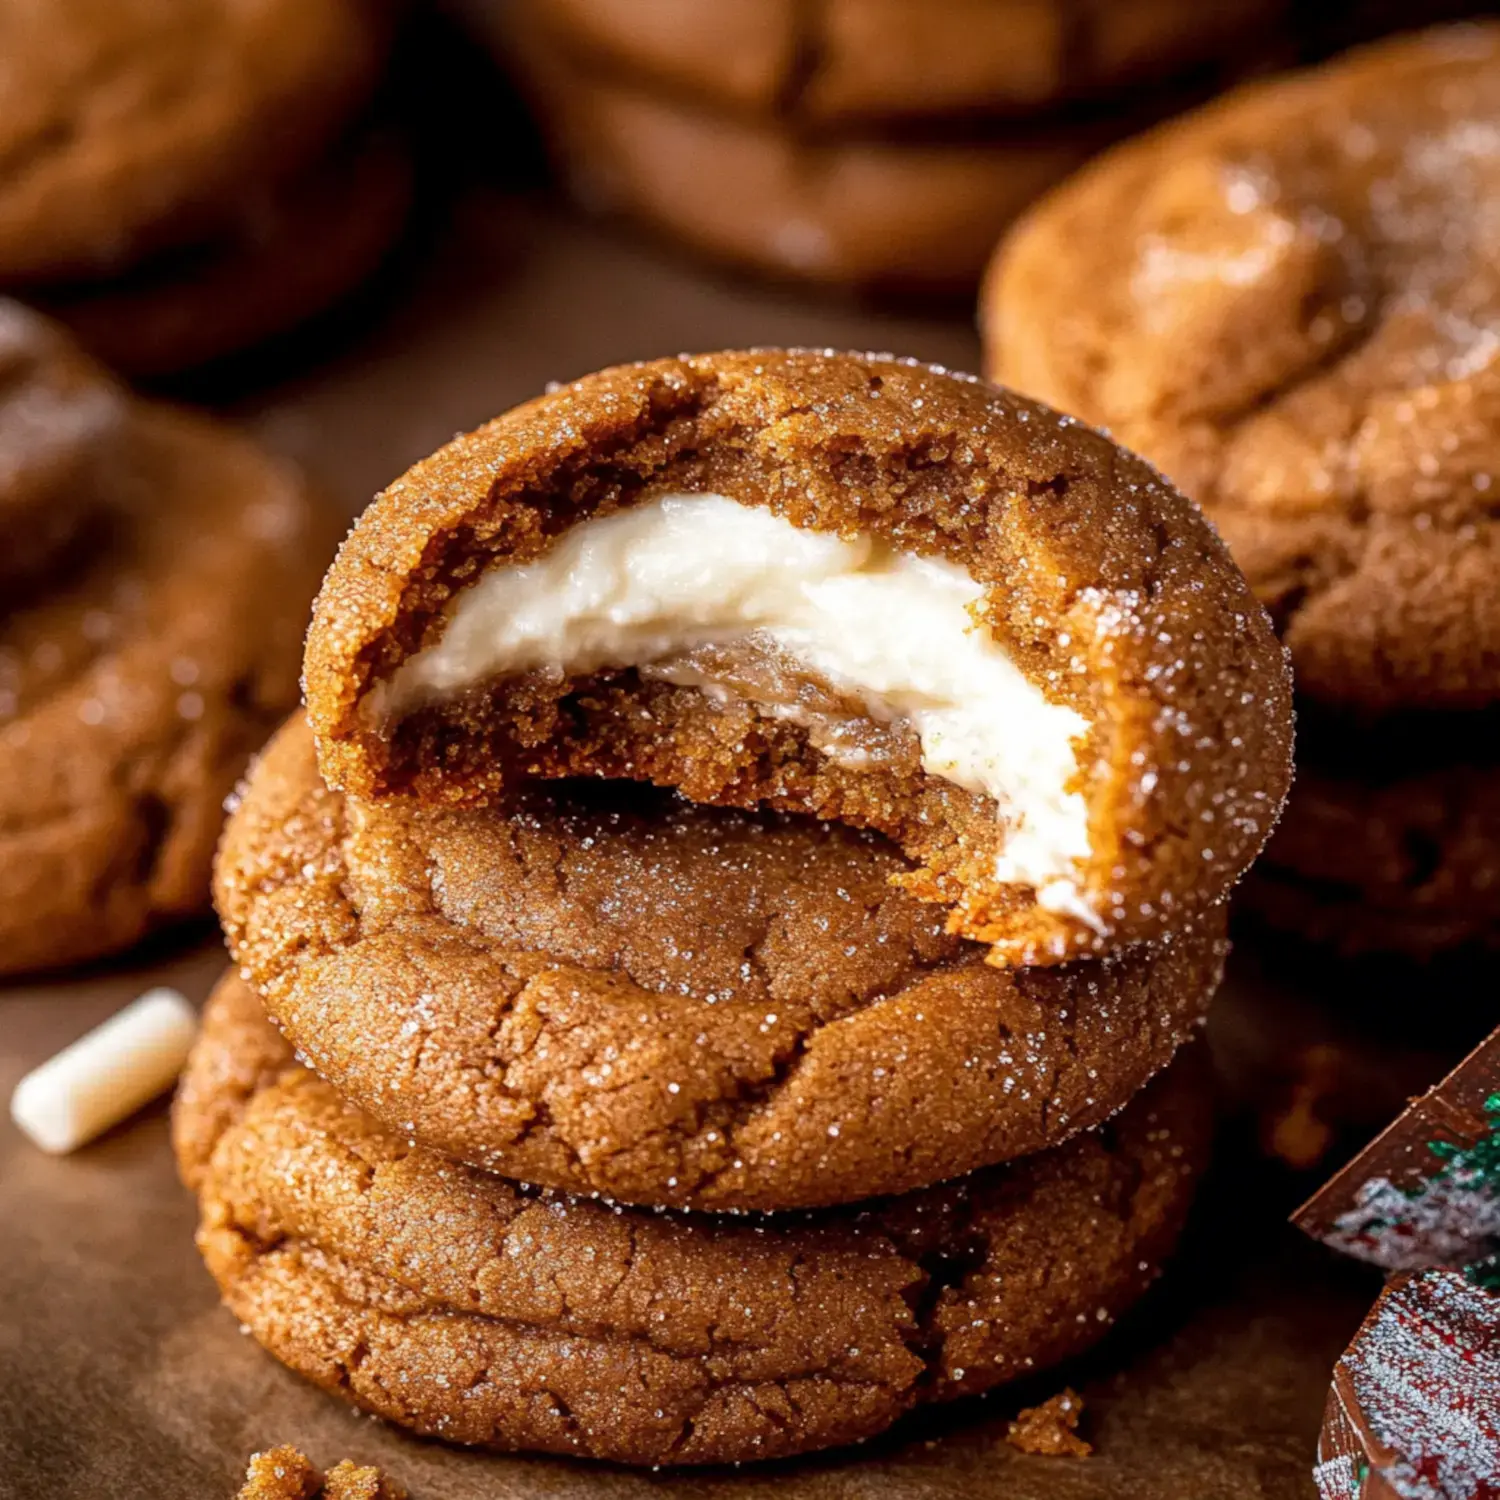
0, 304, 336, 976
984, 23, 1500, 959
0, 0, 408, 376
456, 0, 1289, 293
520, 0, 1274, 124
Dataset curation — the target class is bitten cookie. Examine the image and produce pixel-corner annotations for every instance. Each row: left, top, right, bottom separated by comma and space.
216, 716, 1226, 1211
175, 970, 1213, 1468
514, 0, 1275, 123
0, 0, 388, 282
304, 349, 1292, 967
985, 24, 1500, 716
0, 302, 127, 588
0, 311, 334, 975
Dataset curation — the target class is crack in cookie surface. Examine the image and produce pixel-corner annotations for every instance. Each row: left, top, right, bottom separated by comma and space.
215, 715, 1227, 1211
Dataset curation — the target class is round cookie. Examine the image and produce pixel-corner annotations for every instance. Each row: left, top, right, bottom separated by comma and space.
0, 348, 334, 975
216, 714, 1227, 1211
175, 970, 1214, 1468
506, 0, 1275, 123
303, 349, 1293, 967
36, 132, 413, 379
515, 46, 1112, 293
984, 23, 1500, 715
0, 301, 127, 588
0, 0, 390, 283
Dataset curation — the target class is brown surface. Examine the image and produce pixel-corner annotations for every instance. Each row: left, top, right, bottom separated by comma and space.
985, 24, 1500, 716
0, 191, 1385, 1496
305, 348, 1292, 968
216, 718, 1224, 1210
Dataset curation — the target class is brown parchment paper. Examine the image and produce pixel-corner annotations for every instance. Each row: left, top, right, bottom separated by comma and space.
0, 194, 1465, 1500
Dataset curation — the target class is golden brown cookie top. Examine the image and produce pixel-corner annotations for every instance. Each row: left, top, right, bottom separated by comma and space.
305, 348, 1291, 965
0, 300, 125, 588
215, 715, 1225, 1211
0, 0, 388, 281
986, 24, 1500, 714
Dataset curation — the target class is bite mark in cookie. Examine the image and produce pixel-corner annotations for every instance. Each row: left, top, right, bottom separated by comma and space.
376, 493, 1094, 921
307, 349, 1293, 965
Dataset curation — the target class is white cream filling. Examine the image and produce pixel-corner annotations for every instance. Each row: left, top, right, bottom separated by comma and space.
379, 495, 1094, 912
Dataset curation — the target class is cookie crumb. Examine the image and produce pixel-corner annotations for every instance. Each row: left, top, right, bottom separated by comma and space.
236, 1446, 406, 1500
1263, 1044, 1343, 1171
1005, 1389, 1091, 1457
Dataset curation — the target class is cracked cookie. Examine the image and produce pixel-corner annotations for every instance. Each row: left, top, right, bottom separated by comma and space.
176, 969, 1212, 1468
517, 0, 1276, 124
304, 349, 1291, 967
0, 302, 127, 590
216, 714, 1225, 1212
0, 309, 334, 975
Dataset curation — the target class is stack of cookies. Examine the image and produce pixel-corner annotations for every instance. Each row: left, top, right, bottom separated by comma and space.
463, 0, 1285, 294
177, 350, 1295, 1465
0, 0, 410, 378
0, 302, 332, 976
985, 22, 1500, 960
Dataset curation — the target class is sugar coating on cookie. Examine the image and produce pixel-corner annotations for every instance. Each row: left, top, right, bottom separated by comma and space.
986, 24, 1500, 713
307, 349, 1293, 965
216, 715, 1225, 1211
176, 971, 1213, 1468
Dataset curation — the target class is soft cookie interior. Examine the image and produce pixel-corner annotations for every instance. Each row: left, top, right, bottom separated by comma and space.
371, 492, 1095, 927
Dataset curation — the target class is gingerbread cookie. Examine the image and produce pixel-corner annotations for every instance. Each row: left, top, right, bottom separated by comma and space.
0, 317, 335, 975
985, 24, 1500, 717
303, 350, 1292, 967
38, 132, 413, 379
0, 302, 126, 589
0, 0, 389, 283
216, 715, 1225, 1210
512, 0, 1275, 123
176, 970, 1212, 1468
514, 44, 1112, 293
